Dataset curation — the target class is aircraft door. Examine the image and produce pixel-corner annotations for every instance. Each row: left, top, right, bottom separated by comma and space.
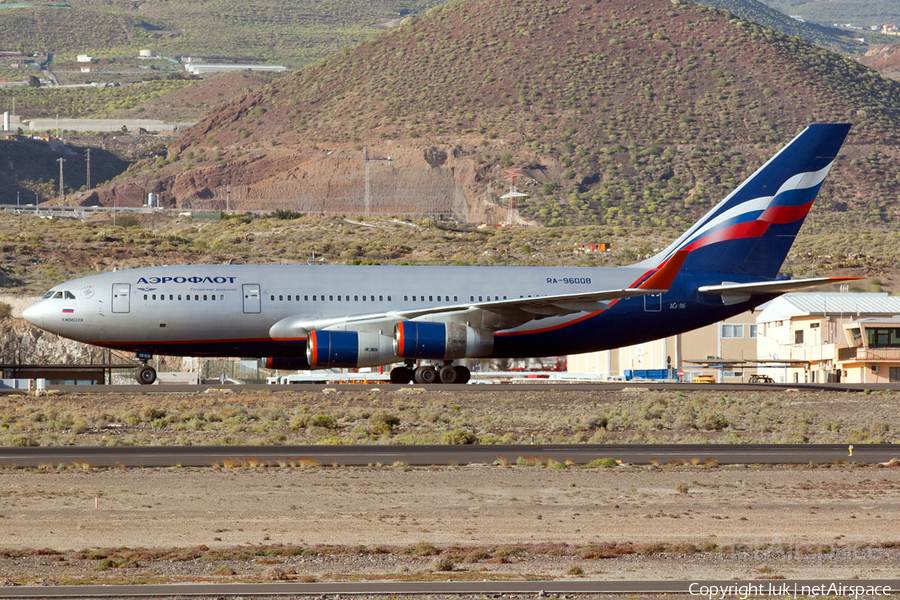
243, 284, 261, 314
111, 283, 131, 313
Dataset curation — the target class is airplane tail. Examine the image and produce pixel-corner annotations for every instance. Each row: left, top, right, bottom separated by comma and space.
640, 123, 851, 278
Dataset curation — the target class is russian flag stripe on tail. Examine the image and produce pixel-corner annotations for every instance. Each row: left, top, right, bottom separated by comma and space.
641, 123, 851, 278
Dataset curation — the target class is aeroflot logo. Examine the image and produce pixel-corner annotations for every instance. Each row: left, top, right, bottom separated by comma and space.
136, 276, 238, 284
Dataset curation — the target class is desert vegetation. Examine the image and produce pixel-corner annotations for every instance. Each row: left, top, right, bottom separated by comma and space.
0, 388, 896, 448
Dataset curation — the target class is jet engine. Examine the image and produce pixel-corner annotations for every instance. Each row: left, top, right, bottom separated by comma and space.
393, 321, 493, 360
306, 330, 397, 369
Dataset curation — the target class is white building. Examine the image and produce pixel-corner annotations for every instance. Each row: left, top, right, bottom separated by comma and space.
76, 55, 92, 63
755, 293, 900, 384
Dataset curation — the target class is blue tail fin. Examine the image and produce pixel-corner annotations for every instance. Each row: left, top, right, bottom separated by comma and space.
642, 123, 851, 278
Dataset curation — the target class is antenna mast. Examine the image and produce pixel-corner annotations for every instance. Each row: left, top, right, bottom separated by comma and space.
500, 168, 527, 226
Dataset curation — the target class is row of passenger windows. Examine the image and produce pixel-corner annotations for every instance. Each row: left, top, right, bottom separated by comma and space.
272, 294, 393, 302
144, 293, 222, 301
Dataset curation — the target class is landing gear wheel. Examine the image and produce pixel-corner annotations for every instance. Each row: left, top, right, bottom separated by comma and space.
137, 365, 157, 385
454, 365, 471, 384
390, 366, 414, 384
438, 364, 458, 384
414, 365, 438, 384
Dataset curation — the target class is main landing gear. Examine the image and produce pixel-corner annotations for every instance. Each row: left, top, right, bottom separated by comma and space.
135, 354, 157, 385
389, 361, 471, 385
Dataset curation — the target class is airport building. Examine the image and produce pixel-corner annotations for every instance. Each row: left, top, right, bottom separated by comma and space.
755, 293, 900, 384
567, 292, 900, 383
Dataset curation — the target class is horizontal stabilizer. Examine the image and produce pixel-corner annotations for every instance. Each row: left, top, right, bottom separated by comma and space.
698, 276, 863, 305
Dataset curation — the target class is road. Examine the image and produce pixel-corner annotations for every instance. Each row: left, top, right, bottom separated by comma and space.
0, 579, 895, 597
0, 443, 886, 469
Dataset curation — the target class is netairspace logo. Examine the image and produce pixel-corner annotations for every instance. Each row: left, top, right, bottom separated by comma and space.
688, 582, 892, 599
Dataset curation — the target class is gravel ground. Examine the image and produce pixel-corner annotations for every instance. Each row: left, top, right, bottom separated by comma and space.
0, 464, 899, 585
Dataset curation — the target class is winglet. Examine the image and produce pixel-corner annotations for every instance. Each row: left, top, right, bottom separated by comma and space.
637, 250, 689, 291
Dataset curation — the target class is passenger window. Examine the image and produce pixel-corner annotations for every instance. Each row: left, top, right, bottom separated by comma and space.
429, 295, 433, 301
186, 295, 191, 301
270, 295, 275, 301
169, 295, 174, 300
279, 295, 283, 301
454, 296, 458, 301
379, 295, 384, 301
312, 295, 316, 301
354, 295, 358, 301
211, 295, 216, 301
387, 296, 391, 301
470, 296, 474, 302
478, 296, 482, 301
178, 295, 182, 301
305, 295, 309, 301
203, 295, 208, 301
329, 295, 334, 301
287, 295, 291, 301
152, 295, 157, 300
404, 296, 408, 301
194, 295, 199, 301
143, 294, 148, 300
338, 295, 342, 301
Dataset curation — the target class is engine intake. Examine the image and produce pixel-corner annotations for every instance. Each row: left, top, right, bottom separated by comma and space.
306, 330, 396, 369
394, 321, 493, 360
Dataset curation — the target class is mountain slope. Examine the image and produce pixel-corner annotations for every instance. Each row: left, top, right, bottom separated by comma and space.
0, 0, 445, 67
687, 0, 894, 53
759, 0, 900, 29
88, 0, 900, 232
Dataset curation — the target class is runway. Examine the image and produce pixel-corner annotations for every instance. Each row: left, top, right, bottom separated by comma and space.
0, 579, 895, 597
0, 443, 888, 468
21, 381, 900, 393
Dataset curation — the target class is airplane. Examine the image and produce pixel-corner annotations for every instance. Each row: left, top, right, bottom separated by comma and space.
23, 123, 860, 385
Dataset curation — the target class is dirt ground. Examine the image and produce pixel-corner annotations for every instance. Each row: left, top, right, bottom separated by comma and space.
1, 463, 899, 584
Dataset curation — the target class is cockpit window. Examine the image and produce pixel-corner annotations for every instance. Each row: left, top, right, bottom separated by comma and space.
53, 291, 63, 299
42, 291, 55, 299
64, 291, 75, 299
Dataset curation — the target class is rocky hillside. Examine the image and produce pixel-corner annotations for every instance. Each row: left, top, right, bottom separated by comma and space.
859, 44, 900, 81
80, 0, 900, 231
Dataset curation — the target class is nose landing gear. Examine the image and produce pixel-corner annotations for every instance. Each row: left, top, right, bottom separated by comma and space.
135, 353, 157, 385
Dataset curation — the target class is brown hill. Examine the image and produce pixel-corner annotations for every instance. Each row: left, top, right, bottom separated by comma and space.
81, 0, 900, 231
859, 44, 900, 81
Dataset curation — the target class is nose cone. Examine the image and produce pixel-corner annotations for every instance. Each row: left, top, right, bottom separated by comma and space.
22, 302, 43, 329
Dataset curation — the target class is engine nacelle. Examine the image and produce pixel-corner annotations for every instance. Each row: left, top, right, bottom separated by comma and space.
262, 356, 310, 370
306, 330, 397, 369
394, 321, 493, 360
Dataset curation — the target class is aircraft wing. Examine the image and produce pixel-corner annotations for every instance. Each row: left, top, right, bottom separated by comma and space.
698, 276, 863, 305
270, 251, 689, 338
